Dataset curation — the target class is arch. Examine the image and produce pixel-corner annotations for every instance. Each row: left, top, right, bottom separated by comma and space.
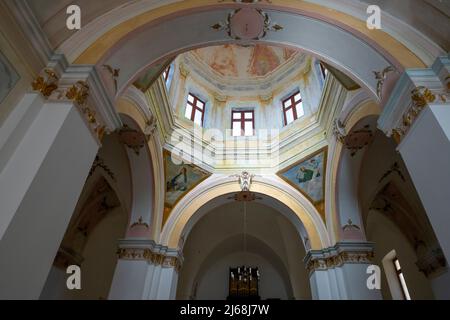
62, 2, 432, 100
118, 114, 154, 238
186, 234, 296, 300
160, 174, 330, 250
40, 174, 129, 299
116, 92, 165, 239
326, 97, 381, 242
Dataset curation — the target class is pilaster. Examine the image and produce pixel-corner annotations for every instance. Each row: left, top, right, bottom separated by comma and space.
304, 242, 382, 300
109, 239, 183, 300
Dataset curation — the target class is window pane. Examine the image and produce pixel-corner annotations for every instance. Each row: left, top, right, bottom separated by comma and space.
233, 112, 241, 120
197, 100, 204, 110
394, 259, 401, 271
194, 110, 202, 126
285, 109, 294, 125
284, 99, 292, 108
399, 273, 411, 300
185, 104, 193, 119
232, 122, 241, 136
296, 102, 304, 118
245, 112, 253, 119
294, 93, 302, 102
244, 122, 253, 136
188, 94, 194, 103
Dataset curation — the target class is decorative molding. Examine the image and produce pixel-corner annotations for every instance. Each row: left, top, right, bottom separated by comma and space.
230, 171, 255, 192
343, 125, 374, 157
304, 242, 375, 274
116, 239, 183, 272
29, 55, 122, 143
179, 62, 190, 78
117, 124, 146, 155
373, 66, 397, 100
31, 69, 59, 98
392, 86, 436, 143
65, 80, 90, 106
378, 162, 406, 183
342, 219, 360, 231
63, 80, 107, 141
378, 56, 449, 142
144, 116, 158, 142
102, 64, 120, 93
88, 156, 116, 181
130, 216, 149, 229
211, 8, 282, 41
332, 118, 346, 143
416, 247, 448, 278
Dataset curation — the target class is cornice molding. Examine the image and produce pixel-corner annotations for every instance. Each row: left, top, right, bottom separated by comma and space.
30, 54, 122, 143
116, 239, 183, 272
304, 241, 375, 274
182, 51, 309, 95
378, 55, 449, 143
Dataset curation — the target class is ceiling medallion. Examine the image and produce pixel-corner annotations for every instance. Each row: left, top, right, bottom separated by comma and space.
117, 124, 146, 155
211, 8, 283, 41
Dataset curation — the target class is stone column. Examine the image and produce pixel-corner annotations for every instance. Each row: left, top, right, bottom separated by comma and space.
305, 242, 382, 300
0, 55, 121, 299
109, 239, 182, 300
378, 55, 450, 298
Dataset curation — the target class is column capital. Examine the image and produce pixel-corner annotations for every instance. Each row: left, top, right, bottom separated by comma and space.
30, 54, 122, 143
304, 242, 375, 275
378, 55, 450, 144
116, 239, 183, 272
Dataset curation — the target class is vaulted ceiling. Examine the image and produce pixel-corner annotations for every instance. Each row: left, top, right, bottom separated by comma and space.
190, 44, 299, 80
25, 0, 450, 51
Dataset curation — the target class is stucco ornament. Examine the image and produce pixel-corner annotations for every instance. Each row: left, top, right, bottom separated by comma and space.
211, 8, 282, 41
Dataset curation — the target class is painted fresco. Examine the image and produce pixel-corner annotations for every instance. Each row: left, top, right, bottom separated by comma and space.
0, 50, 20, 103
249, 44, 280, 76
277, 148, 327, 204
192, 44, 299, 79
164, 151, 211, 208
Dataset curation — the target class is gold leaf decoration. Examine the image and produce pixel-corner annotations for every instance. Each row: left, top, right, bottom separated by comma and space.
31, 69, 59, 97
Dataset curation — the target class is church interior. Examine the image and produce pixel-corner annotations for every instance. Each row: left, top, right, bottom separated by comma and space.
0, 0, 449, 300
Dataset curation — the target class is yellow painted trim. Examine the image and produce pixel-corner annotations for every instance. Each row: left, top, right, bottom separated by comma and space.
165, 178, 327, 249
74, 0, 425, 68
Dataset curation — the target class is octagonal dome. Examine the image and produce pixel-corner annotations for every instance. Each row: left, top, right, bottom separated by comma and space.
190, 44, 299, 80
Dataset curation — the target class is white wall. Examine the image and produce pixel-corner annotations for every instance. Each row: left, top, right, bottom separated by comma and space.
366, 209, 434, 300
176, 201, 311, 300
195, 251, 289, 300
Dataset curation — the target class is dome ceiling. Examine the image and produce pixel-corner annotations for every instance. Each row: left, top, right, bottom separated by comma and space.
190, 44, 299, 81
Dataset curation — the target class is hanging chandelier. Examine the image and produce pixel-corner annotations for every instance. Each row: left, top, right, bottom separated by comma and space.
227, 172, 261, 300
